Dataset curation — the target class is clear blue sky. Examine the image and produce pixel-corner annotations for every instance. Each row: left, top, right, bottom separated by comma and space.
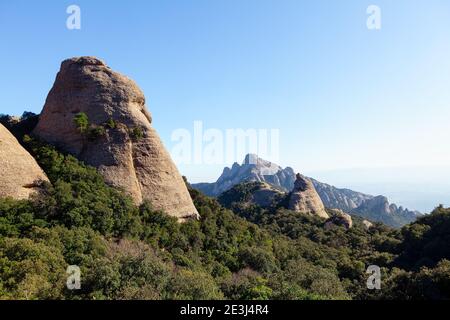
1, 0, 449, 211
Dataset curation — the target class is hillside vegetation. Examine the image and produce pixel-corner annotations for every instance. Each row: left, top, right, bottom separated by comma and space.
0, 134, 449, 299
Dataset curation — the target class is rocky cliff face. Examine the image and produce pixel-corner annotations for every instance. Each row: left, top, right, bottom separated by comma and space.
288, 174, 329, 219
351, 195, 420, 228
33, 56, 198, 221
192, 154, 420, 227
193, 154, 371, 210
0, 123, 49, 199
324, 209, 353, 229
194, 154, 295, 196
309, 178, 373, 212
312, 182, 420, 227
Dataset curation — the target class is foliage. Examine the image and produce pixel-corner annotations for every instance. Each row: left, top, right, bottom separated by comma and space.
73, 112, 89, 134
88, 126, 106, 140
1, 124, 450, 300
105, 118, 117, 129
130, 126, 144, 141
397, 205, 450, 270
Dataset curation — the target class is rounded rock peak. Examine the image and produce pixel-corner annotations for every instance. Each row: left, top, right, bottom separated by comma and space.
325, 209, 353, 229
61, 56, 108, 69
288, 172, 329, 219
293, 173, 310, 192
33, 56, 199, 221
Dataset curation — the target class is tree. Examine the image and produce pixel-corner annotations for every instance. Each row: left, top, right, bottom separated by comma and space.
73, 112, 89, 133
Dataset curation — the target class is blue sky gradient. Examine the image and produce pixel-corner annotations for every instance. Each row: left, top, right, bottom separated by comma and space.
1, 0, 449, 211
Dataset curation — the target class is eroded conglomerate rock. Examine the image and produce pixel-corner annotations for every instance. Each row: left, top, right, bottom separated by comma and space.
324, 209, 353, 230
0, 123, 49, 199
33, 56, 199, 221
362, 220, 374, 230
288, 173, 329, 219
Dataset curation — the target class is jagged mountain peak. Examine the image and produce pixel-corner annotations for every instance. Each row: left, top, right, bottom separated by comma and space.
192, 154, 421, 227
208, 154, 295, 196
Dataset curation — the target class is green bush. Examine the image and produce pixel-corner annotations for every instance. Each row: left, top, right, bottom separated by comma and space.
130, 127, 144, 141
88, 126, 106, 140
105, 118, 117, 129
73, 112, 89, 134
1, 120, 450, 300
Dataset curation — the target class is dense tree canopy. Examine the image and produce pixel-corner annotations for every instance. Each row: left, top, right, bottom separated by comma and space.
0, 129, 450, 300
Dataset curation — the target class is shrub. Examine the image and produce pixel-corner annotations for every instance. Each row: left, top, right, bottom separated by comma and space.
105, 118, 117, 129
3, 117, 449, 301
221, 269, 273, 300
168, 269, 224, 300
130, 126, 144, 141
88, 126, 106, 140
73, 112, 89, 134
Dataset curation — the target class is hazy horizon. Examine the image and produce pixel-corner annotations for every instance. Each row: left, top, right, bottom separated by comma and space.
182, 153, 450, 213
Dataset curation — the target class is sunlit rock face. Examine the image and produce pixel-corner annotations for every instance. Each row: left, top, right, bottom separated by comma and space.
33, 57, 199, 221
0, 123, 49, 200
288, 173, 329, 219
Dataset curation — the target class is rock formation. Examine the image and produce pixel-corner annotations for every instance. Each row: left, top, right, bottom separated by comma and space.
324, 209, 353, 230
192, 154, 420, 227
309, 178, 373, 212
362, 220, 374, 230
351, 196, 420, 228
33, 56, 198, 221
0, 123, 49, 199
288, 173, 329, 219
193, 154, 295, 196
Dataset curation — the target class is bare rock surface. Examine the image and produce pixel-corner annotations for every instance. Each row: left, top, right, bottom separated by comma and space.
362, 220, 374, 230
288, 173, 329, 219
33, 56, 198, 221
324, 209, 353, 230
0, 123, 49, 199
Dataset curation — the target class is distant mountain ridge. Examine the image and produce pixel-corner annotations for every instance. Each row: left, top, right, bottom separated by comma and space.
194, 154, 296, 197
192, 154, 421, 227
308, 178, 372, 212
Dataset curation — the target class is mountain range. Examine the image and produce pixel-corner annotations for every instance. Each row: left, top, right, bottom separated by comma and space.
192, 154, 421, 227
1, 56, 448, 301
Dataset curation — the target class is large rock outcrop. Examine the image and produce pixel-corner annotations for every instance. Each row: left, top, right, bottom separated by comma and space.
33, 56, 199, 221
324, 209, 353, 230
0, 123, 49, 199
288, 173, 329, 219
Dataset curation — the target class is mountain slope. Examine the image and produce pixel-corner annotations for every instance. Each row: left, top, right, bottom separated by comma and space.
192, 154, 421, 227
195, 154, 295, 196
309, 178, 373, 212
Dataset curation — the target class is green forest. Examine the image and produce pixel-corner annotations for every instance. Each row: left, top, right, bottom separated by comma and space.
0, 118, 450, 300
